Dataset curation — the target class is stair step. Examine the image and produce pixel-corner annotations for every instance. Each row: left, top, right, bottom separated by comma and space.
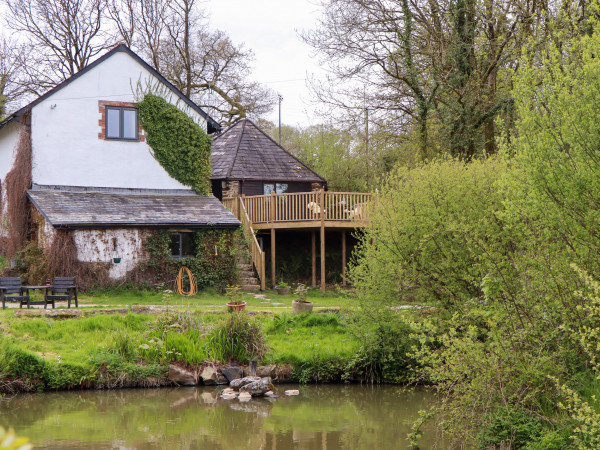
241, 284, 261, 292
242, 277, 259, 285
240, 270, 255, 277
238, 264, 252, 271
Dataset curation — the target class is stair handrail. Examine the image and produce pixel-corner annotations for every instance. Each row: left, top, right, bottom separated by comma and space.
237, 197, 266, 291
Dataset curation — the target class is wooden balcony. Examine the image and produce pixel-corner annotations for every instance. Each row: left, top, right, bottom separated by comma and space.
222, 191, 372, 293
222, 190, 372, 230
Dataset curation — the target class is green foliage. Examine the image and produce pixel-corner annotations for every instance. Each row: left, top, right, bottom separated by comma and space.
350, 156, 508, 311
476, 407, 543, 449
137, 93, 212, 195
344, 321, 415, 384
144, 229, 238, 290
206, 312, 266, 362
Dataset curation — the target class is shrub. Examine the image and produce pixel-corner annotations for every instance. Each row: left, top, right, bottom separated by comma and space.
350, 157, 509, 312
207, 312, 266, 363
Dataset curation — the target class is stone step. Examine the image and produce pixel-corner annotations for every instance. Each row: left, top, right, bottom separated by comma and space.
242, 277, 259, 285
238, 264, 252, 271
240, 270, 255, 278
241, 284, 261, 292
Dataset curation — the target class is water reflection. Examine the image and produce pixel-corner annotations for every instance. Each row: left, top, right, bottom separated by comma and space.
0, 385, 435, 449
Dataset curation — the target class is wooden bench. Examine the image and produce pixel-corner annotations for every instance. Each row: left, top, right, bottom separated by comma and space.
0, 277, 31, 309
45, 277, 78, 308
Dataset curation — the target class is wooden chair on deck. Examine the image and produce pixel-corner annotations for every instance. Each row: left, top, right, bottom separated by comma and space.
45, 277, 78, 308
0, 277, 30, 309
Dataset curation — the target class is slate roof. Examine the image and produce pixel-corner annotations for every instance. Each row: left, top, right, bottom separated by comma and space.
211, 119, 326, 183
27, 187, 239, 229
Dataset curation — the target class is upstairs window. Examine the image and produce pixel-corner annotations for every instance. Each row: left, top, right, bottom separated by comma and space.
169, 232, 196, 258
106, 106, 138, 140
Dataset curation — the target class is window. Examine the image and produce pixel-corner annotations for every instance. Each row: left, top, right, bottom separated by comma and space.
106, 106, 138, 140
263, 183, 288, 195
169, 232, 196, 258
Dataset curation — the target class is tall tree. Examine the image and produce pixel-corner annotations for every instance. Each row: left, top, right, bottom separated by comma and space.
110, 0, 276, 125
5, 0, 109, 95
0, 39, 28, 119
303, 0, 568, 161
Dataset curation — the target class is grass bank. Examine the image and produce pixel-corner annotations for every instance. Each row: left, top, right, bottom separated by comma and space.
0, 306, 391, 393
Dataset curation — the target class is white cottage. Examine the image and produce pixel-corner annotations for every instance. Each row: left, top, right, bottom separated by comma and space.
0, 44, 239, 282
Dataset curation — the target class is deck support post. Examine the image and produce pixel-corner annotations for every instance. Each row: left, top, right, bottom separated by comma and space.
271, 228, 276, 288
320, 189, 326, 293
311, 231, 317, 288
342, 231, 347, 286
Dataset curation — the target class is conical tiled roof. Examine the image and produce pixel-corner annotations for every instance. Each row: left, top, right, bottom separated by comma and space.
210, 119, 326, 183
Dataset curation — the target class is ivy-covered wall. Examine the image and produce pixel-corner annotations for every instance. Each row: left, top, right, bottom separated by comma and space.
145, 229, 239, 292
137, 94, 212, 195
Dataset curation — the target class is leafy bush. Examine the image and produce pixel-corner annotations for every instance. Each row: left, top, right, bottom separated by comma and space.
350, 157, 509, 311
344, 321, 415, 384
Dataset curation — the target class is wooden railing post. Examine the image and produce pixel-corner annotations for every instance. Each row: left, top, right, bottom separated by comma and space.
320, 189, 326, 293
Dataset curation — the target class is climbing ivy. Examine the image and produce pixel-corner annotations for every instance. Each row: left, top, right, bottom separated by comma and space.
137, 94, 212, 195
144, 229, 239, 292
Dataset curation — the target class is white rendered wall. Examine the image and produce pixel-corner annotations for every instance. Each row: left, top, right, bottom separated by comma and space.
0, 121, 23, 183
31, 50, 208, 190
73, 228, 150, 279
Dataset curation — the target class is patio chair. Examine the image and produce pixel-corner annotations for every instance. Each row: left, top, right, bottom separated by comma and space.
45, 277, 78, 308
0, 277, 30, 309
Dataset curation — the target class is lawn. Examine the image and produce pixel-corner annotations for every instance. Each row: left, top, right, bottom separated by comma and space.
75, 286, 360, 312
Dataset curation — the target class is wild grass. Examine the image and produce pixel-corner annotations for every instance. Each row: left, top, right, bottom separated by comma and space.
0, 309, 365, 390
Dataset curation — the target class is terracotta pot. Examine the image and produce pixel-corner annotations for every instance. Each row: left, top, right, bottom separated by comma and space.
276, 286, 291, 296
226, 301, 247, 312
292, 300, 313, 315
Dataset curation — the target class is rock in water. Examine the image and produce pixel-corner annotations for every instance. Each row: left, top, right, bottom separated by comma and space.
239, 377, 273, 397
201, 366, 224, 385
230, 376, 260, 389
285, 390, 300, 396
168, 365, 196, 386
221, 365, 243, 382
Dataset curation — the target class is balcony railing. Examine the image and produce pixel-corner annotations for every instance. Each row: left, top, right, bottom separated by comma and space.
224, 190, 371, 227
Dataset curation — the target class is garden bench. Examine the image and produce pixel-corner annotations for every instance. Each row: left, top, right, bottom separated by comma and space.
0, 277, 30, 309
45, 277, 78, 308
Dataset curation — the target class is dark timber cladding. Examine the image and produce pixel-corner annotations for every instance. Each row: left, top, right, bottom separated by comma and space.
27, 187, 240, 229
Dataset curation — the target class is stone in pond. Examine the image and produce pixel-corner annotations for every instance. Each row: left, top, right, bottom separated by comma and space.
221, 365, 243, 383
168, 365, 196, 386
201, 366, 228, 385
285, 390, 300, 396
239, 377, 273, 397
230, 376, 260, 389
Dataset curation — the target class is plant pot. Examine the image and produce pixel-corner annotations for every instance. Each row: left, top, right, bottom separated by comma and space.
276, 286, 291, 296
227, 301, 247, 312
292, 300, 313, 315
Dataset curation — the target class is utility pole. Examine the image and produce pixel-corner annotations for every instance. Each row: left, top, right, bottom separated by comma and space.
278, 94, 283, 145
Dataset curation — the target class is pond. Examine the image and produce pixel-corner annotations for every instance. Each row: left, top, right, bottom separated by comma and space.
0, 385, 436, 449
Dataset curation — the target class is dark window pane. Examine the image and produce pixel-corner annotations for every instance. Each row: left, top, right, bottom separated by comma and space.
106, 108, 120, 138
169, 234, 181, 257
123, 109, 137, 139
181, 233, 195, 257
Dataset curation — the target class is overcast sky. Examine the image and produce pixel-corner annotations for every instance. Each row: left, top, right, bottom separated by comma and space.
206, 0, 327, 127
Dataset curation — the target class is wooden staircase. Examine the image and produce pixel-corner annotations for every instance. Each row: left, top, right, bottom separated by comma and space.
227, 197, 266, 291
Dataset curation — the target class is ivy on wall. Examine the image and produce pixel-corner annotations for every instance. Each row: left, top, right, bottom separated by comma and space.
145, 229, 238, 292
137, 94, 212, 195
